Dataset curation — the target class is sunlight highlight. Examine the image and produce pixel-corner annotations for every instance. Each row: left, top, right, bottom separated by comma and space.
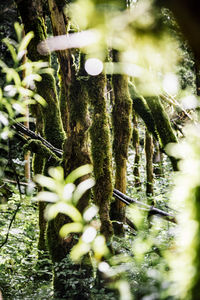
84, 58, 103, 76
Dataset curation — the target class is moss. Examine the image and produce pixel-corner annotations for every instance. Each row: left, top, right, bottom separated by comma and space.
17, 0, 66, 151
58, 67, 69, 134
129, 82, 178, 171
129, 82, 158, 140
87, 73, 113, 241
110, 70, 132, 235
145, 130, 154, 199
146, 96, 178, 171
37, 73, 66, 149
132, 113, 141, 189
146, 96, 178, 147
24, 139, 61, 164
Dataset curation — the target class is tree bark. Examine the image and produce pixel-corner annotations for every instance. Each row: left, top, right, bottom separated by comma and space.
132, 113, 141, 189
145, 130, 154, 201
88, 73, 114, 242
110, 51, 132, 235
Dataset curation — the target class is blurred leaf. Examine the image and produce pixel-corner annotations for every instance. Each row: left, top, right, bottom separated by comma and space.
14, 22, 23, 43
34, 174, 57, 191
59, 222, 83, 238
2, 38, 17, 63
48, 166, 64, 181
65, 164, 93, 183
93, 235, 109, 261
36, 191, 59, 203
83, 205, 98, 222
18, 31, 34, 57
73, 178, 95, 204
70, 240, 91, 262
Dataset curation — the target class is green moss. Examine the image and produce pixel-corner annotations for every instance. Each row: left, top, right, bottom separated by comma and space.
146, 96, 178, 147
87, 73, 113, 241
146, 96, 178, 171
129, 82, 158, 140
58, 67, 69, 134
132, 113, 141, 189
110, 72, 132, 235
37, 73, 66, 149
24, 139, 61, 165
145, 130, 154, 198
17, 0, 66, 150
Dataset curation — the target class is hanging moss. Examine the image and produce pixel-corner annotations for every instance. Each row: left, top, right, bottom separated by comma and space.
87, 73, 113, 241
110, 50, 132, 235
132, 113, 141, 189
146, 96, 178, 171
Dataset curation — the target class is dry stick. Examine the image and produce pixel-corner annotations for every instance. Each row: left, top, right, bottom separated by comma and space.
12, 122, 177, 224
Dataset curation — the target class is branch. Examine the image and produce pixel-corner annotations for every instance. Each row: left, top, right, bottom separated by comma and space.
113, 189, 177, 224
11, 122, 177, 224
12, 122, 63, 158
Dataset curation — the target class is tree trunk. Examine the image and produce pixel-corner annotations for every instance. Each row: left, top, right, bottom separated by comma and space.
110, 51, 132, 235
16, 0, 65, 279
146, 96, 178, 171
145, 130, 154, 201
132, 113, 141, 189
88, 73, 114, 242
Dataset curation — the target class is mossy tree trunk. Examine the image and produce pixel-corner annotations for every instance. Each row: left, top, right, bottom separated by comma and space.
153, 139, 163, 177
145, 130, 154, 200
146, 96, 178, 171
129, 83, 178, 171
48, 0, 71, 136
110, 51, 132, 235
87, 73, 113, 242
132, 112, 141, 189
16, 0, 65, 258
47, 3, 94, 298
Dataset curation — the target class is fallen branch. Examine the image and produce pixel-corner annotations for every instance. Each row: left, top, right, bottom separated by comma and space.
113, 189, 177, 224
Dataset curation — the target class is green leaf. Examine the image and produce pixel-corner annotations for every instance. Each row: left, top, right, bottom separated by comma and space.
59, 222, 83, 238
2, 38, 17, 63
14, 22, 23, 43
58, 203, 83, 222
18, 32, 34, 56
70, 240, 91, 262
36, 191, 59, 203
73, 178, 95, 204
48, 167, 64, 181
33, 93, 46, 106
34, 174, 57, 191
65, 164, 93, 183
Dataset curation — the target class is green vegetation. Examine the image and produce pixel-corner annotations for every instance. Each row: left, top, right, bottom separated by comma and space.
1, 1, 200, 299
